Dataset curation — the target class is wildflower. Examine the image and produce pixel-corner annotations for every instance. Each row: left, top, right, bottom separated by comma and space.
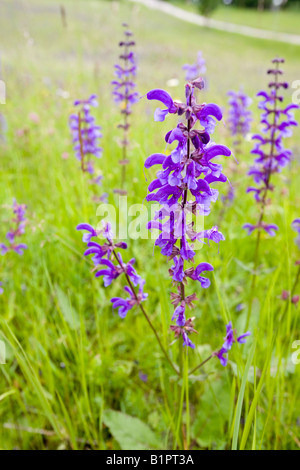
145, 79, 231, 348
1, 200, 28, 256
227, 90, 252, 144
0, 282, 3, 295
111, 282, 148, 319
244, 58, 299, 237
224, 89, 252, 205
292, 219, 300, 249
182, 51, 206, 81
281, 290, 289, 300
69, 94, 102, 175
112, 23, 139, 189
77, 221, 147, 315
214, 322, 251, 367
138, 371, 148, 382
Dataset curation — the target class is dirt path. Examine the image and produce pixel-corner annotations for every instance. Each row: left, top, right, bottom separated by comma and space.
130, 0, 300, 46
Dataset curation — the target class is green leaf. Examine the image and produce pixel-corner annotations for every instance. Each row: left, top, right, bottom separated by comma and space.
55, 286, 80, 330
103, 409, 161, 450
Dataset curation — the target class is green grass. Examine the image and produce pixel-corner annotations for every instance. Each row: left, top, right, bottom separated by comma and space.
172, 2, 300, 36
0, 0, 300, 450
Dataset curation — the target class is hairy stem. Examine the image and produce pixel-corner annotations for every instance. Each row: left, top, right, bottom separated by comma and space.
111, 247, 180, 375
188, 354, 213, 375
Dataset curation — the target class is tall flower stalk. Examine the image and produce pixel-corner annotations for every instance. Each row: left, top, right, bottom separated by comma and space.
244, 58, 299, 327
145, 79, 250, 447
227, 89, 252, 154
112, 23, 139, 191
69, 95, 103, 178
222, 89, 252, 206
145, 78, 250, 361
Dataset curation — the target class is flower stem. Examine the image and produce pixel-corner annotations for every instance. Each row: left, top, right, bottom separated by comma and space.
188, 354, 213, 375
111, 247, 180, 376
184, 348, 190, 450
282, 264, 300, 321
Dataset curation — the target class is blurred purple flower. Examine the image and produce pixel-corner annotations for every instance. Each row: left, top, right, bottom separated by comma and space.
215, 322, 251, 367
112, 24, 139, 188
227, 89, 252, 140
69, 94, 102, 174
244, 58, 299, 237
182, 51, 206, 81
292, 219, 300, 248
1, 200, 28, 256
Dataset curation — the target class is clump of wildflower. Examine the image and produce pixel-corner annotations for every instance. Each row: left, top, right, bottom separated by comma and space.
243, 58, 299, 237
145, 77, 232, 348
69, 95, 103, 176
112, 23, 139, 190
76, 222, 147, 318
0, 200, 27, 256
214, 322, 251, 367
182, 51, 206, 81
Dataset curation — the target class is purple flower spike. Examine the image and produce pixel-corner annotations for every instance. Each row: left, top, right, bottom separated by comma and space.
292, 219, 300, 248
69, 95, 103, 177
215, 322, 251, 367
182, 51, 206, 82
145, 80, 231, 349
227, 89, 252, 142
1, 200, 28, 257
112, 23, 139, 189
244, 58, 299, 238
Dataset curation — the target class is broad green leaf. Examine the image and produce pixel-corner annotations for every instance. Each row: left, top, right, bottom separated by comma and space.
55, 286, 80, 330
103, 409, 161, 450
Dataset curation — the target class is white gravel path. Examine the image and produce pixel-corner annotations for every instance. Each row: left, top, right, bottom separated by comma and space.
130, 0, 300, 46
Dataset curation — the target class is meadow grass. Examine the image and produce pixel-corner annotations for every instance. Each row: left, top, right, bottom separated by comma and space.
0, 0, 299, 450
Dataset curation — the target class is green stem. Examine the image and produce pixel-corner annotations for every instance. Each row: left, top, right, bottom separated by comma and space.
246, 229, 261, 330
281, 264, 300, 322
174, 337, 185, 449
188, 354, 213, 375
184, 348, 190, 450
111, 247, 179, 376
